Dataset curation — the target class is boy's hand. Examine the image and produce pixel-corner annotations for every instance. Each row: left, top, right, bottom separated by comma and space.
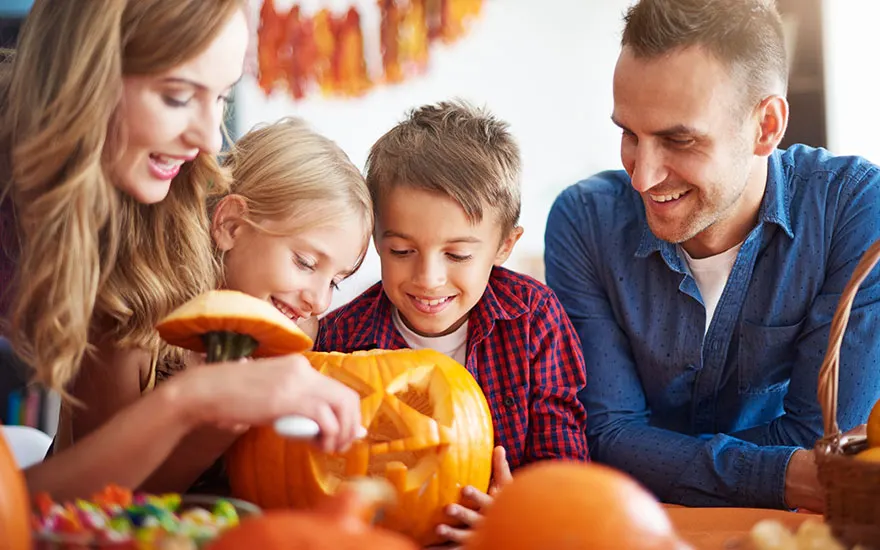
426, 446, 513, 549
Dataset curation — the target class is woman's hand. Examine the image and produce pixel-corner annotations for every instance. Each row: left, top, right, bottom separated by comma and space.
178, 353, 363, 453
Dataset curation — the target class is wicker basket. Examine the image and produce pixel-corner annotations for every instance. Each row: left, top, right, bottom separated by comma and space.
815, 238, 880, 549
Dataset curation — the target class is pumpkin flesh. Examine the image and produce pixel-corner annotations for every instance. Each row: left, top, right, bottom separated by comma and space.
227, 349, 494, 546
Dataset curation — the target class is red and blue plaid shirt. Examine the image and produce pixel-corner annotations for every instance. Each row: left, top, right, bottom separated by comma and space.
316, 266, 589, 470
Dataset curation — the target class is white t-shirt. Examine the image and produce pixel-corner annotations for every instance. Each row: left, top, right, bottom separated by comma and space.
679, 243, 742, 334
391, 308, 468, 365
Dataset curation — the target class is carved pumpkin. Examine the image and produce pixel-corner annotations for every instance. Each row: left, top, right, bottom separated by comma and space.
205, 478, 418, 550
156, 290, 312, 362
226, 349, 494, 546
466, 461, 691, 550
0, 432, 32, 550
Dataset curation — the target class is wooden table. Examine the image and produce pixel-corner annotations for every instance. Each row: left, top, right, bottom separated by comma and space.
664, 506, 816, 549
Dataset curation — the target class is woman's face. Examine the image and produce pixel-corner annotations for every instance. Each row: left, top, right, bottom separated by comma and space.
111, 9, 249, 204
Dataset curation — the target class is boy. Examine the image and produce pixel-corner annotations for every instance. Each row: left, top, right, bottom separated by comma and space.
316, 99, 588, 546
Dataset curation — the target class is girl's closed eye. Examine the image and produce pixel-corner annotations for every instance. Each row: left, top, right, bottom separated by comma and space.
162, 94, 192, 108
294, 253, 316, 271
389, 248, 411, 257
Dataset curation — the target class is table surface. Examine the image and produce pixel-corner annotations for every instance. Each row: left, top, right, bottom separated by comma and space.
665, 507, 816, 550
25, 500, 822, 549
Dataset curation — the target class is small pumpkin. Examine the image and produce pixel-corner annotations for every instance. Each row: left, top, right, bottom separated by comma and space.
205, 478, 417, 550
156, 290, 312, 362
465, 460, 691, 550
0, 432, 32, 550
226, 349, 494, 546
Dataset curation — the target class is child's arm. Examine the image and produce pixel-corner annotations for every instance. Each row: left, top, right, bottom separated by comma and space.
426, 446, 513, 549
25, 353, 362, 501
138, 422, 241, 493
525, 293, 589, 461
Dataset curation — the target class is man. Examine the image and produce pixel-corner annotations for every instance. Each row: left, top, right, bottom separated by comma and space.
545, 0, 880, 511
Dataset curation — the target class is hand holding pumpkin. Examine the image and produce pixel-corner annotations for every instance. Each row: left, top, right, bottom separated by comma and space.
155, 290, 364, 453
431, 446, 513, 549
177, 353, 363, 453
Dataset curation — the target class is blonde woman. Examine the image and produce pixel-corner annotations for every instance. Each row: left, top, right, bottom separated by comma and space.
0, 0, 361, 499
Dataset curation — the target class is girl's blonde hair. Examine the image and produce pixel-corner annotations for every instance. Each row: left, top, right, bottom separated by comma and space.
209, 117, 373, 283
0, 0, 243, 393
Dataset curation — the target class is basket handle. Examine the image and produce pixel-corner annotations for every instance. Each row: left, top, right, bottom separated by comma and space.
817, 238, 880, 439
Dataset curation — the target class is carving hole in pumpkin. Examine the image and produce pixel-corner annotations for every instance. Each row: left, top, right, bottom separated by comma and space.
311, 365, 453, 496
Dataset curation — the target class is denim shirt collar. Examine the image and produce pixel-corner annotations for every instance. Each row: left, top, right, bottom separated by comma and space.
635, 149, 794, 265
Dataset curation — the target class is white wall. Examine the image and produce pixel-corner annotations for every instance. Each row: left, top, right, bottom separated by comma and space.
236, 0, 633, 311
822, 0, 880, 163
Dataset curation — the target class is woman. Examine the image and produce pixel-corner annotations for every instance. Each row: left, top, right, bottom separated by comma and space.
0, 0, 361, 500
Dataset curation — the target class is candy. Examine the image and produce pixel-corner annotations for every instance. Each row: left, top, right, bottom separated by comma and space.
32, 484, 242, 548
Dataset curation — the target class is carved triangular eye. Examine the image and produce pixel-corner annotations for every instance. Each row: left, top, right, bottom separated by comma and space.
226, 349, 495, 547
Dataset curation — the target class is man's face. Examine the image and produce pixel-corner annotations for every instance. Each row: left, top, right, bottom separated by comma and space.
612, 46, 766, 257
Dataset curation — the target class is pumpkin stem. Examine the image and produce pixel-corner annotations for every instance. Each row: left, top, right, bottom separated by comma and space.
201, 332, 260, 363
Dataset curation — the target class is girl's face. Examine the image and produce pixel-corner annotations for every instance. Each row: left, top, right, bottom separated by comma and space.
111, 9, 249, 204
215, 207, 368, 325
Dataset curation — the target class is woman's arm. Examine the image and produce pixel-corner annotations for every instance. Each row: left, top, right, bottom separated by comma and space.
69, 340, 245, 494
25, 354, 363, 501
25, 375, 197, 501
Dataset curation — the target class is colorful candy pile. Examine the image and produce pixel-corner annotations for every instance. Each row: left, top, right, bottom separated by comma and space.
31, 484, 241, 548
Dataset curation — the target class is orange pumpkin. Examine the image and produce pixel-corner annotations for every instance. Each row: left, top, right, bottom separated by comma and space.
226, 349, 494, 546
206, 478, 418, 550
156, 290, 312, 362
465, 460, 691, 550
0, 432, 32, 550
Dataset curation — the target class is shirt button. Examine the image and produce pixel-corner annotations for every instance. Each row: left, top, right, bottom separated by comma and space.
503, 395, 515, 407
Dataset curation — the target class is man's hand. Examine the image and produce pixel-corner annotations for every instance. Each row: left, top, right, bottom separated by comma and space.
425, 446, 513, 549
784, 424, 867, 513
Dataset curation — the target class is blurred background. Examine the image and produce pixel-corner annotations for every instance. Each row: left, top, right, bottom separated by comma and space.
1, 0, 878, 435
227, 0, 880, 310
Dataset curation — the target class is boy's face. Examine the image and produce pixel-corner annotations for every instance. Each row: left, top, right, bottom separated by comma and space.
376, 187, 522, 338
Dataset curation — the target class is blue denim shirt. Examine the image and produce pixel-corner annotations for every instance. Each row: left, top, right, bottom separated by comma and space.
544, 145, 880, 509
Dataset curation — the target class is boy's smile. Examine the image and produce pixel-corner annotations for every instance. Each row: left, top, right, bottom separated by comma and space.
376, 187, 521, 338
408, 294, 456, 314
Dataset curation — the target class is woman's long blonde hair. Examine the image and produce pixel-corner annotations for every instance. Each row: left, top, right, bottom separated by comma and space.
209, 117, 373, 283
0, 0, 243, 393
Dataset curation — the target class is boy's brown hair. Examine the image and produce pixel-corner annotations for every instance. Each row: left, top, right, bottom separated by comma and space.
365, 99, 521, 235
622, 0, 788, 108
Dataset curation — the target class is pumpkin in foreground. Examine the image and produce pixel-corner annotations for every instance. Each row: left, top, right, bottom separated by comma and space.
156, 289, 312, 362
205, 478, 417, 550
465, 460, 692, 550
226, 349, 494, 546
0, 432, 32, 550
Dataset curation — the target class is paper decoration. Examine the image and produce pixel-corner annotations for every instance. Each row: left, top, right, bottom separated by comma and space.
257, 0, 484, 100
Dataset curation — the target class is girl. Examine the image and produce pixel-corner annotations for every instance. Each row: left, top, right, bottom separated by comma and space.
1, 0, 361, 499
140, 116, 373, 493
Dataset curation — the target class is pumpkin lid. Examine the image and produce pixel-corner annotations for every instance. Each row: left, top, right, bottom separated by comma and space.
156, 290, 313, 357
